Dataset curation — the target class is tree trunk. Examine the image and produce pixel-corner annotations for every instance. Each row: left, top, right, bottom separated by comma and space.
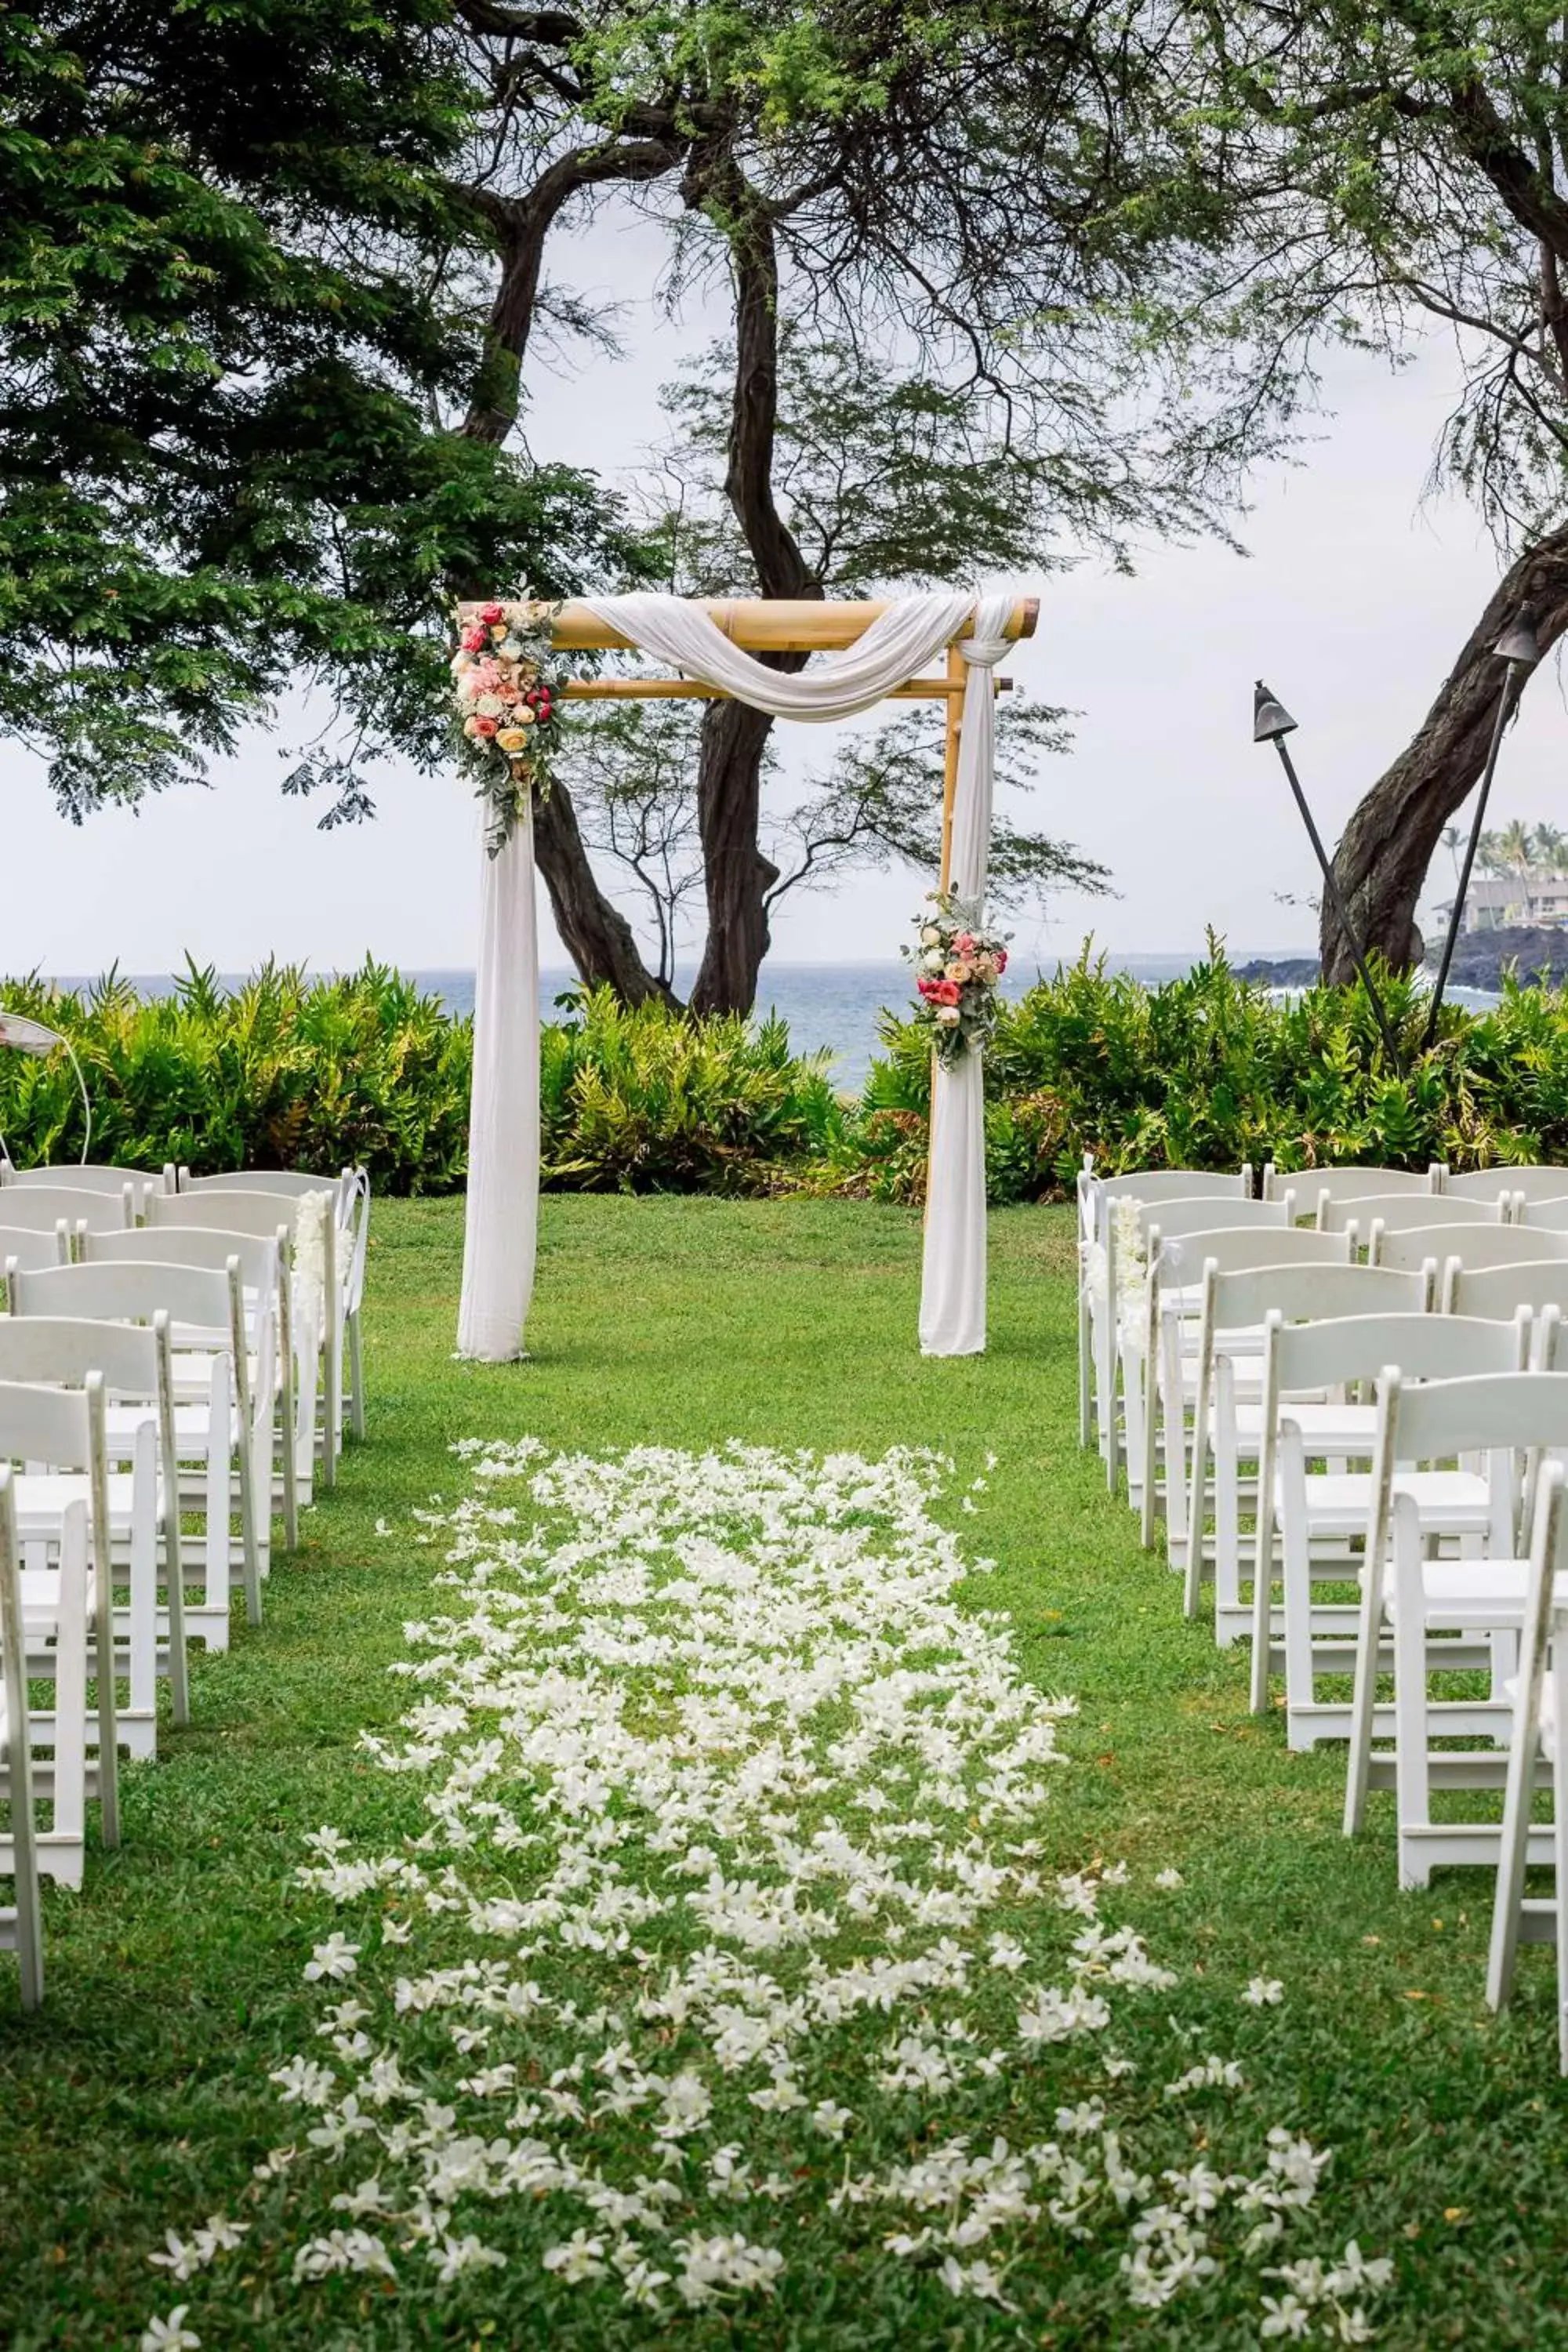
688, 699, 782, 1013
683, 138, 821, 1014
532, 779, 679, 1007
1321, 518, 1568, 980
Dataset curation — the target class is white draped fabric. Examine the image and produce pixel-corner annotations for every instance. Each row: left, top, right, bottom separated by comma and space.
456, 589, 1011, 1361
579, 591, 975, 718
917, 593, 1017, 1357
456, 797, 540, 1360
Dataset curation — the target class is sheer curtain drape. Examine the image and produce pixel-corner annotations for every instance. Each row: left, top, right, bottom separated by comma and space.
456, 590, 1011, 1361
917, 593, 1015, 1357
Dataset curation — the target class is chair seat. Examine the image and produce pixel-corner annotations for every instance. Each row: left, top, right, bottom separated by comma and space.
1244, 1401, 1378, 1449
1381, 1556, 1532, 1629
1287, 1467, 1494, 1535
102, 1402, 234, 1452
12, 1469, 162, 1533
19, 1562, 98, 1632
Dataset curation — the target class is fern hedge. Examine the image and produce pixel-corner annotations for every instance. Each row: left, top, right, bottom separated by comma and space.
2, 948, 1566, 1198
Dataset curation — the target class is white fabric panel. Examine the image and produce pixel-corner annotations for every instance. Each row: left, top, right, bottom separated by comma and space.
918, 592, 1017, 1357
579, 593, 975, 717
457, 797, 540, 1361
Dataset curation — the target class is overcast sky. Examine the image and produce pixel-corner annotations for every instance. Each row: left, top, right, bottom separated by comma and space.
5, 209, 1563, 978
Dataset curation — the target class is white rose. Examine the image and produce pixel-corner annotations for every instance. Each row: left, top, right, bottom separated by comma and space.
922, 950, 946, 974
920, 925, 943, 947
935, 1004, 961, 1026
476, 694, 506, 717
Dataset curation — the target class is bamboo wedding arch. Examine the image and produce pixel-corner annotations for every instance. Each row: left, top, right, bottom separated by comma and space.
452, 590, 1039, 1364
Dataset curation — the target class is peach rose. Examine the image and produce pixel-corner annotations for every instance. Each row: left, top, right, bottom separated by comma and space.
933, 979, 961, 1006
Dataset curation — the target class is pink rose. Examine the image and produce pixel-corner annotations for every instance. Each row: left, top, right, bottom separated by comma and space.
460, 625, 488, 653
470, 715, 499, 738
954, 932, 977, 956
933, 980, 961, 1006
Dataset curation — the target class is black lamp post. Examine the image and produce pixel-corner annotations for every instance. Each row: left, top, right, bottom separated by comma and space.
1254, 681, 1405, 1074
1421, 611, 1541, 1049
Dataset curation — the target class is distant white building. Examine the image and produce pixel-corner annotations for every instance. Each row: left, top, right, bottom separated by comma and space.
1433, 873, 1568, 932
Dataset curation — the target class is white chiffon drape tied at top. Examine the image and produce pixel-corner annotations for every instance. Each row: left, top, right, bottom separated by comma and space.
456, 590, 1013, 1361
917, 592, 1016, 1357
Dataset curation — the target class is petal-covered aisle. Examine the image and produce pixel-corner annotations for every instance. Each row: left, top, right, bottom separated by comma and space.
148, 1439, 1386, 2346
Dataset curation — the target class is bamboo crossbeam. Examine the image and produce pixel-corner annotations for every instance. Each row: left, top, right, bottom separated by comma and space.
458, 595, 1039, 653
558, 675, 1014, 702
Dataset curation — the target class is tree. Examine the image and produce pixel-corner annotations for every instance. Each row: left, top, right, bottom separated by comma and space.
443, 0, 1294, 1010
2, 0, 627, 823
1091, 1, 1568, 979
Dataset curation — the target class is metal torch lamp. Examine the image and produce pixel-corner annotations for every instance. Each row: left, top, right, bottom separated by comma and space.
1421, 610, 1541, 1048
0, 1010, 93, 1168
1254, 682, 1405, 1073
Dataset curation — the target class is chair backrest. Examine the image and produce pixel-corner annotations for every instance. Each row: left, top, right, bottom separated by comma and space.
1373, 1224, 1568, 1277
0, 1186, 129, 1233
1270, 1308, 1528, 1399
80, 1225, 281, 1294
1273, 1163, 1443, 1213
144, 1191, 314, 1243
1094, 1168, 1252, 1203
1138, 1196, 1292, 1246
1, 1162, 163, 1197
179, 1167, 353, 1216
0, 1225, 68, 1275
0, 1371, 100, 1475
1385, 1368, 1568, 1464
1323, 1191, 1505, 1237
1446, 1167, 1568, 1204
1210, 1260, 1426, 1340
1156, 1226, 1352, 1293
7, 1258, 234, 1341
0, 1314, 161, 1399
1510, 1196, 1568, 1234
1446, 1261, 1568, 1322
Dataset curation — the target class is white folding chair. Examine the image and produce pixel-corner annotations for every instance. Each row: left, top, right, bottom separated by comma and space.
1079, 1166, 1252, 1463
1321, 1192, 1509, 1251
1251, 1310, 1527, 1743
1109, 1192, 1285, 1507
1188, 1261, 1428, 1630
1136, 1218, 1330, 1555
1377, 1225, 1568, 1281
80, 1227, 296, 1551
8, 1260, 262, 1635
147, 1190, 334, 1490
1446, 1263, 1568, 1348
1, 1163, 166, 1219
1512, 1196, 1568, 1234
1261, 1163, 1444, 1220
0, 1377, 118, 1876
1345, 1369, 1568, 1886
1448, 1167, 1568, 1205
1486, 1459, 1568, 2066
0, 1226, 70, 1278
0, 1315, 187, 1751
177, 1170, 368, 1436
0, 1188, 131, 1247
0, 1468, 44, 2009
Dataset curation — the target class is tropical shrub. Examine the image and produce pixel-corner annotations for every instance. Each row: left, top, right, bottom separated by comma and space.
0, 967, 843, 1196
830, 942, 1568, 1203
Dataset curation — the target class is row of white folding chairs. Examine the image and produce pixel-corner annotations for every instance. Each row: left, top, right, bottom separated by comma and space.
0, 1254, 281, 2007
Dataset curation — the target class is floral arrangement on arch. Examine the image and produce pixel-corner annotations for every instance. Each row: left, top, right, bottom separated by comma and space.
905, 892, 1010, 1069
451, 596, 565, 855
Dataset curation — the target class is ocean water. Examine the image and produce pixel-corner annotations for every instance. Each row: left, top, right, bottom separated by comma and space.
31, 956, 1500, 1098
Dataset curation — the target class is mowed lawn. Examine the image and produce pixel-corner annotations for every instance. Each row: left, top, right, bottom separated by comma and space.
2, 1195, 1565, 2348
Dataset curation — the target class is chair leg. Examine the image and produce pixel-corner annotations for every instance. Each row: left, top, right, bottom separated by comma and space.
348, 1306, 366, 1443
1343, 1519, 1389, 1839
1160, 1310, 1189, 1571
1554, 1643, 1568, 2074
1392, 1524, 1431, 1891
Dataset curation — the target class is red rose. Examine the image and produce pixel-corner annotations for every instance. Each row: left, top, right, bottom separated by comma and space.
994, 949, 1008, 973
934, 980, 961, 1005
478, 601, 505, 625
916, 977, 940, 998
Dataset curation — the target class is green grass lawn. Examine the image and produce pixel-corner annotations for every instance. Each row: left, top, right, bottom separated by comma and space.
2, 1196, 1566, 2348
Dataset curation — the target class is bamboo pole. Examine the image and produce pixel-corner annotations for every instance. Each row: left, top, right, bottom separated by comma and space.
557, 674, 1012, 703
458, 595, 1040, 654
937, 644, 967, 892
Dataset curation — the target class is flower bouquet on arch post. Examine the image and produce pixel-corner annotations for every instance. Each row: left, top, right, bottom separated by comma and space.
450, 593, 565, 855
904, 891, 1010, 1069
